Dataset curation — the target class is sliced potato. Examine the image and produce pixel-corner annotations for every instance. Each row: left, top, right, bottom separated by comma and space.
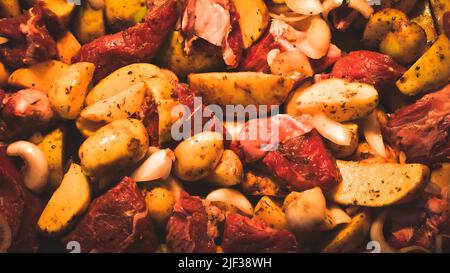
80, 82, 146, 124
173, 131, 224, 181
75, 117, 103, 138
8, 60, 68, 93
430, 163, 450, 189
396, 34, 450, 95
37, 163, 91, 235
79, 119, 149, 177
73, 1, 106, 44
0, 62, 10, 88
145, 186, 175, 227
157, 31, 224, 77
363, 8, 408, 48
379, 21, 427, 64
37, 127, 65, 189
291, 78, 379, 122
231, 0, 270, 48
56, 31, 81, 64
330, 160, 430, 207
321, 209, 371, 253
429, 0, 450, 34
49, 62, 95, 119
26, 0, 75, 28
0, 0, 20, 18
105, 0, 148, 31
254, 196, 286, 230
325, 123, 359, 159
85, 63, 163, 106
189, 72, 294, 106
410, 0, 438, 46
205, 149, 243, 187
143, 78, 181, 145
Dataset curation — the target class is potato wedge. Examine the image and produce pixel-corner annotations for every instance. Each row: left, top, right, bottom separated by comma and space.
429, 0, 450, 34
26, 0, 75, 28
396, 34, 450, 96
56, 31, 81, 64
75, 117, 103, 138
330, 161, 430, 207
254, 196, 286, 230
173, 131, 224, 181
79, 119, 149, 177
80, 82, 146, 124
49, 62, 95, 119
231, 0, 270, 48
0, 0, 20, 18
38, 163, 90, 235
325, 123, 359, 159
73, 1, 106, 44
8, 60, 68, 93
0, 62, 10, 88
145, 186, 175, 227
157, 31, 224, 77
292, 78, 379, 122
321, 209, 371, 253
143, 78, 181, 145
105, 0, 148, 31
85, 63, 163, 106
410, 0, 438, 46
379, 21, 427, 64
205, 149, 244, 187
242, 169, 287, 197
37, 127, 65, 189
363, 8, 408, 48
189, 72, 294, 106
430, 163, 450, 189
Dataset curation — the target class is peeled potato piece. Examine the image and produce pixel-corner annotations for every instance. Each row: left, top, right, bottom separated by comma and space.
330, 161, 430, 207
38, 164, 91, 235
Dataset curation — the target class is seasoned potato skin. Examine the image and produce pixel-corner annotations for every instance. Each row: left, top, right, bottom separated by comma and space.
254, 196, 287, 230
105, 0, 148, 32
363, 8, 408, 48
381, 0, 418, 14
145, 186, 175, 227
56, 31, 81, 64
173, 132, 224, 181
206, 150, 244, 187
37, 127, 65, 189
396, 34, 450, 95
73, 1, 106, 44
79, 119, 149, 177
379, 21, 427, 64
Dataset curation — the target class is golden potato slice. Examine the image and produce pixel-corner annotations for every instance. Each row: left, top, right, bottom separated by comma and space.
321, 209, 371, 253
188, 72, 294, 106
85, 63, 162, 106
330, 161, 430, 207
363, 8, 408, 48
157, 31, 224, 77
37, 127, 65, 189
56, 31, 81, 64
49, 62, 95, 119
145, 186, 175, 227
396, 34, 450, 96
80, 82, 146, 123
292, 78, 379, 122
73, 1, 106, 44
254, 196, 286, 230
174, 131, 224, 181
206, 149, 244, 187
105, 0, 148, 31
8, 60, 68, 93
38, 163, 91, 235
231, 0, 270, 48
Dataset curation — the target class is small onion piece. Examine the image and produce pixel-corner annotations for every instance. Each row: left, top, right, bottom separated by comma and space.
206, 188, 254, 216
348, 0, 374, 18
328, 205, 352, 226
0, 214, 12, 253
298, 16, 331, 59
166, 176, 184, 203
308, 112, 352, 146
370, 209, 396, 253
269, 12, 311, 22
88, 0, 105, 10
362, 111, 387, 158
267, 49, 281, 67
435, 234, 450, 253
322, 0, 343, 21
286, 0, 323, 15
132, 148, 175, 182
